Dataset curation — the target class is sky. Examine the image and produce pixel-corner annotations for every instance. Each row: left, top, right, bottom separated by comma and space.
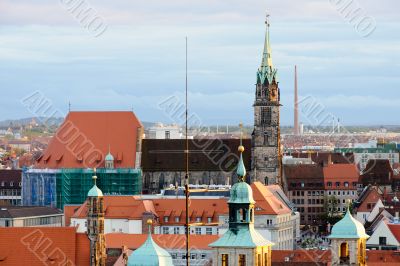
0, 0, 399, 126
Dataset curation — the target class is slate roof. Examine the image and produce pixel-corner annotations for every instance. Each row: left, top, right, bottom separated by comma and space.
141, 138, 251, 171
0, 206, 62, 219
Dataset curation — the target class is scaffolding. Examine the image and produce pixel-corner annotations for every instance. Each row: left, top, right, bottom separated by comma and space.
23, 168, 142, 209
56, 168, 142, 209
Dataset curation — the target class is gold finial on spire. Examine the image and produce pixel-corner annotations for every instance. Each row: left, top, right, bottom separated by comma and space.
238, 122, 244, 153
93, 168, 97, 185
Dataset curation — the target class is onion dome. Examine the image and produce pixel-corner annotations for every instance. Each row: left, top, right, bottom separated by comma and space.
87, 169, 103, 197
128, 220, 173, 266
228, 144, 255, 205
328, 208, 369, 239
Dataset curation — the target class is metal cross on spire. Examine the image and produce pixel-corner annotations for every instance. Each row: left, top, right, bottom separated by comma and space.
265, 12, 270, 27
239, 122, 243, 146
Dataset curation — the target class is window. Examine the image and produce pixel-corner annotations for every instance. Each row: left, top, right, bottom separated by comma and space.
239, 254, 246, 266
207, 217, 212, 223
379, 237, 387, 245
174, 227, 180, 234
191, 254, 196, 260
171, 253, 177, 259
164, 216, 169, 222
327, 182, 332, 187
0, 182, 4, 187
201, 253, 206, 259
196, 217, 201, 222
261, 107, 272, 124
18, 182, 22, 187
163, 227, 169, 234
222, 254, 229, 266
206, 227, 212, 235
175, 216, 180, 222
336, 182, 340, 187
258, 254, 262, 266
165, 131, 170, 139
344, 182, 349, 187
10, 182, 13, 187
195, 227, 201, 235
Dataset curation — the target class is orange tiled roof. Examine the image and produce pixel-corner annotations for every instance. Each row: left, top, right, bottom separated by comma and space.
323, 164, 359, 190
0, 227, 89, 266
64, 204, 81, 226
71, 196, 153, 220
105, 233, 218, 250
36, 111, 142, 169
272, 250, 331, 264
251, 182, 291, 215
357, 187, 382, 212
387, 224, 400, 242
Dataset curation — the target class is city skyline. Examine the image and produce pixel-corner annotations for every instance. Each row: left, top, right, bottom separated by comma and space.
0, 0, 399, 125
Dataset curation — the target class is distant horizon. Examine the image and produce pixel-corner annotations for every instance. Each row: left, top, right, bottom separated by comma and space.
1, 115, 400, 129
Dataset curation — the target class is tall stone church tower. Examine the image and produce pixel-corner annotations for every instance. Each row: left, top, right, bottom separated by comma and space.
252, 14, 282, 185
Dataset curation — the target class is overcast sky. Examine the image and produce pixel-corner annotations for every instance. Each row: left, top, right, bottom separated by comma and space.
0, 0, 399, 126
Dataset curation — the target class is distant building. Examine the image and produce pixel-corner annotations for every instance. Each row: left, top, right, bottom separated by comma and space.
0, 206, 63, 227
335, 142, 399, 171
8, 140, 31, 153
22, 111, 143, 209
0, 170, 22, 205
285, 162, 359, 226
145, 123, 181, 139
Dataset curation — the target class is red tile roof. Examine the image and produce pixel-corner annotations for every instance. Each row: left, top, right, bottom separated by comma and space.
105, 233, 219, 250
0, 227, 89, 266
251, 182, 291, 215
68, 182, 291, 226
357, 187, 382, 212
323, 164, 359, 190
387, 224, 400, 243
36, 111, 142, 169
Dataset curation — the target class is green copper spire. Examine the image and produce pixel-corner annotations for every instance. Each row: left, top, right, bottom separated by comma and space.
257, 13, 278, 84
236, 122, 246, 179
261, 14, 273, 69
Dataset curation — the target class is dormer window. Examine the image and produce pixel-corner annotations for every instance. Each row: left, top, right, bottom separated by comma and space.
196, 217, 201, 222
164, 216, 169, 223
10, 182, 13, 187
327, 182, 332, 187
175, 216, 180, 222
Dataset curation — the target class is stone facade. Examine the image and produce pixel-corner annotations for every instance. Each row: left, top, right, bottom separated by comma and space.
330, 238, 367, 266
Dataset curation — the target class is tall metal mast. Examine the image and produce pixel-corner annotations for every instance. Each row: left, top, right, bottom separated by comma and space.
185, 36, 190, 266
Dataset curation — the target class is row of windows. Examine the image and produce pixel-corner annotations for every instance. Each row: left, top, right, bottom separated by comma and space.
162, 226, 215, 235
23, 216, 62, 226
326, 181, 357, 188
327, 190, 356, 196
0, 182, 21, 187
163, 216, 213, 223
0, 189, 21, 196
171, 253, 207, 260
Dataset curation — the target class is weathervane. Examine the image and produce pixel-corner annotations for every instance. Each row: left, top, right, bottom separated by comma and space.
265, 12, 270, 27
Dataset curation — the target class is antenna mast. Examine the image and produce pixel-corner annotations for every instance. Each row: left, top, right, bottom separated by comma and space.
185, 36, 190, 266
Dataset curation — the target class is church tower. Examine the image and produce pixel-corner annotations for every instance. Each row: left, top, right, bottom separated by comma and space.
252, 14, 282, 185
87, 169, 106, 266
209, 130, 273, 265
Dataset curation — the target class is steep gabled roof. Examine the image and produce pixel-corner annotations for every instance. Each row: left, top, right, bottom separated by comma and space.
387, 224, 400, 243
357, 187, 383, 212
360, 159, 393, 185
36, 111, 142, 169
251, 182, 291, 215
